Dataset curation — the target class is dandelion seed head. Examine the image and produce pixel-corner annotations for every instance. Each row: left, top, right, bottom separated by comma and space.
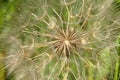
2, 0, 120, 80
49, 27, 79, 57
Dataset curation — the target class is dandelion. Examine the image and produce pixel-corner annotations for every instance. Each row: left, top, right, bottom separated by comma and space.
2, 0, 120, 80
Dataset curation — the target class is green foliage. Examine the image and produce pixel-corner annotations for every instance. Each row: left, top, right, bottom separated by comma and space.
0, 53, 5, 80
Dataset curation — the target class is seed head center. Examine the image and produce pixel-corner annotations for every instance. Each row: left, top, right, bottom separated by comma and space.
64, 39, 70, 45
